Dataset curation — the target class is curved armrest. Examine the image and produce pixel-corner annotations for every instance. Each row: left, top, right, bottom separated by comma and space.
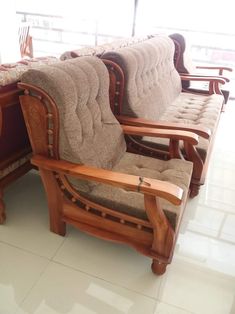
180, 74, 227, 95
196, 66, 233, 76
181, 73, 230, 83
180, 74, 226, 85
122, 125, 198, 145
117, 115, 210, 139
31, 155, 183, 206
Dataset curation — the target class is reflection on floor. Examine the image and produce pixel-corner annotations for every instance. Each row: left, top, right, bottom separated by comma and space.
1, 102, 235, 314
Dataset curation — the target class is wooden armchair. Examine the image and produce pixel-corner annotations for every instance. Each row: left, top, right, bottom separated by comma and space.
169, 33, 232, 103
18, 56, 197, 275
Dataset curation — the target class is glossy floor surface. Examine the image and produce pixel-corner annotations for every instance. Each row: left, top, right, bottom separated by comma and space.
1, 102, 235, 314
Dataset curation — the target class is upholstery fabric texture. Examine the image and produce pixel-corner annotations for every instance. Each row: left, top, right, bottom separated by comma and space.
80, 152, 192, 229
20, 56, 192, 230
59, 36, 149, 61
102, 35, 224, 159
0, 56, 59, 86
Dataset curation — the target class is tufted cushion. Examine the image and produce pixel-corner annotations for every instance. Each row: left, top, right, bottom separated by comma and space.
20, 57, 127, 170
103, 35, 182, 121
158, 92, 224, 160
132, 91, 224, 162
59, 36, 150, 61
21, 57, 126, 191
0, 57, 59, 86
78, 152, 192, 229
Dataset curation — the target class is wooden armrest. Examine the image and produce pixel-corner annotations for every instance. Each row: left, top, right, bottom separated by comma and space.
180, 73, 230, 83
31, 155, 183, 205
122, 125, 198, 145
180, 74, 226, 85
117, 115, 211, 139
196, 66, 233, 74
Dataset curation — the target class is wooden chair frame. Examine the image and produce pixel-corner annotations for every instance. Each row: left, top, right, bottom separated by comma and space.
169, 33, 232, 104
0, 84, 32, 223
18, 81, 198, 275
101, 58, 226, 197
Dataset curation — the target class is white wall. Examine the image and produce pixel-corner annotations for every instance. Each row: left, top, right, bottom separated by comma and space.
0, 0, 20, 63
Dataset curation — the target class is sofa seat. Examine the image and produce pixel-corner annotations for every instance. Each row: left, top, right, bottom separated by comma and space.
75, 152, 192, 229
160, 92, 224, 130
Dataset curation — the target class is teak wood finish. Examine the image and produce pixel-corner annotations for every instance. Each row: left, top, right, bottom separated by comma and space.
169, 33, 232, 104
0, 84, 32, 223
18, 82, 195, 275
101, 58, 225, 197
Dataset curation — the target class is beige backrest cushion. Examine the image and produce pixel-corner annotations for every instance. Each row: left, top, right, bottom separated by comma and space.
102, 35, 182, 120
20, 57, 126, 171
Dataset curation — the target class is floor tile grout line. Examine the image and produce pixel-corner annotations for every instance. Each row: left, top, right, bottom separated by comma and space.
197, 201, 235, 213
16, 259, 52, 311
50, 258, 161, 301
49, 231, 70, 261
178, 227, 235, 246
217, 212, 228, 240
0, 238, 160, 304
185, 203, 234, 216
0, 239, 54, 261
155, 300, 195, 314
172, 256, 235, 280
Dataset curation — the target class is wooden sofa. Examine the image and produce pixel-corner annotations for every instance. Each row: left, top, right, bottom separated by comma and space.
18, 56, 200, 275
100, 35, 226, 196
0, 56, 59, 223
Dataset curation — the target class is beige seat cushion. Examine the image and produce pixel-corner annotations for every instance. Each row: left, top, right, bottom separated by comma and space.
160, 92, 223, 133
76, 152, 193, 230
134, 92, 223, 162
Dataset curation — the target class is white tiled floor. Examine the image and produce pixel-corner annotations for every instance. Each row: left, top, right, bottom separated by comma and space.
1, 102, 235, 314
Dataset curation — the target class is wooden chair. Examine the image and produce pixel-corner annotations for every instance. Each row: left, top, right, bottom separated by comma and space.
169, 33, 232, 103
18, 56, 198, 275
18, 22, 33, 59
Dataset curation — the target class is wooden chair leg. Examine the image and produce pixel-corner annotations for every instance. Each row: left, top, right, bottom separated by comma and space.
151, 260, 167, 275
190, 182, 200, 197
144, 195, 175, 275
0, 189, 6, 224
40, 169, 66, 236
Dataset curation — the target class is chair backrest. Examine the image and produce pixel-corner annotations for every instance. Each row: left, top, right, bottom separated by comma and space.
169, 33, 196, 74
102, 35, 182, 121
18, 22, 33, 58
20, 57, 126, 172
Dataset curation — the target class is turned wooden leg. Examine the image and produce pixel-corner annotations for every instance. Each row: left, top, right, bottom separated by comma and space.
151, 260, 167, 275
189, 182, 200, 198
0, 189, 6, 224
